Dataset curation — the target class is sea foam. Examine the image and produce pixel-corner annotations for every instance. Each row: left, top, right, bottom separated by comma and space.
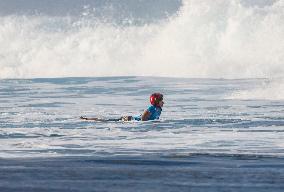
0, 0, 283, 79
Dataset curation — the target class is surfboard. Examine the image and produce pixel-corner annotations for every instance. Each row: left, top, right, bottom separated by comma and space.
80, 116, 122, 122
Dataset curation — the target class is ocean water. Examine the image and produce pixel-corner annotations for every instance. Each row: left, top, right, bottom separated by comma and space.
0, 77, 284, 191
0, 0, 284, 191
0, 76, 284, 158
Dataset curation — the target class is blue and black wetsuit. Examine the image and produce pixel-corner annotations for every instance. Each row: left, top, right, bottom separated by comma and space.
133, 105, 162, 121
81, 105, 162, 122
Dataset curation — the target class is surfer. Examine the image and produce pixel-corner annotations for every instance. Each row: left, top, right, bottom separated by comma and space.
80, 93, 164, 121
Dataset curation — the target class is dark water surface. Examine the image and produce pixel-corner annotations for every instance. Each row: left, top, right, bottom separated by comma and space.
1, 154, 284, 192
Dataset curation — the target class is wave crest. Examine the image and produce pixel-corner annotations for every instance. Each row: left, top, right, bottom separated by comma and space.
0, 0, 283, 79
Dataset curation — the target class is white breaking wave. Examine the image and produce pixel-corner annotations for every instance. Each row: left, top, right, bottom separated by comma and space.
228, 78, 284, 100
0, 0, 283, 79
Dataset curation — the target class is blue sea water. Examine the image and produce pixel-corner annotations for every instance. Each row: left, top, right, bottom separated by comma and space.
0, 76, 284, 158
0, 77, 284, 191
0, 0, 284, 191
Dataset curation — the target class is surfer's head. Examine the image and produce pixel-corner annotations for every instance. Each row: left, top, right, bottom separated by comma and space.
150, 93, 164, 107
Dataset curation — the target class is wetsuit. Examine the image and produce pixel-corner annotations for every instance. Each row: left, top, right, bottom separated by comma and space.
133, 105, 162, 121
81, 105, 162, 122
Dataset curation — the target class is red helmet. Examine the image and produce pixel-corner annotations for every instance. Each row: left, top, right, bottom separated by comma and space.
150, 93, 163, 106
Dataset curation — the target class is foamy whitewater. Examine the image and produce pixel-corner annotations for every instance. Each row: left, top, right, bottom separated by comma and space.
0, 1, 284, 191
0, 0, 283, 79
0, 76, 283, 158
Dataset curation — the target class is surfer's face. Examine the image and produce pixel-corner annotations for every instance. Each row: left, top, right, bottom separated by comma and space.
157, 100, 164, 108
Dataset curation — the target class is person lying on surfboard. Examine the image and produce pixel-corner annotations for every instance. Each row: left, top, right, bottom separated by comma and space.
80, 93, 164, 121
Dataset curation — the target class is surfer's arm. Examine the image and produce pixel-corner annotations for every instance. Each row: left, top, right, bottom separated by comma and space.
141, 110, 151, 121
